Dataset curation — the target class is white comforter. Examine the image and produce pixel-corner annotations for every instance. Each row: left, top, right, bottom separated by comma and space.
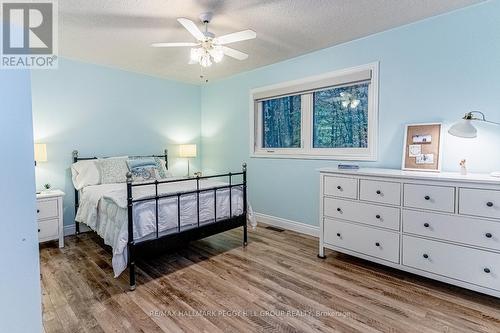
76, 179, 256, 277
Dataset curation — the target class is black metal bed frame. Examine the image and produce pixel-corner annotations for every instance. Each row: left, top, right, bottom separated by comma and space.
72, 150, 248, 291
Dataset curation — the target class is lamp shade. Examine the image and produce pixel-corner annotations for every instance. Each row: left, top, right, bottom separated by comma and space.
179, 144, 197, 158
448, 119, 477, 138
34, 143, 47, 162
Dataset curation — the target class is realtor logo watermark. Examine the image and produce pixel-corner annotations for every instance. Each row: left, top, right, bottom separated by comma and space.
1, 0, 58, 69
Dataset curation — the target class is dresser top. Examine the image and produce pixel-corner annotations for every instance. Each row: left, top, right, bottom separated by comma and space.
36, 189, 65, 199
318, 168, 500, 185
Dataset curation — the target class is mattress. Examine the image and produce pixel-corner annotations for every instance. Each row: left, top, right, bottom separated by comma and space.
75, 179, 256, 277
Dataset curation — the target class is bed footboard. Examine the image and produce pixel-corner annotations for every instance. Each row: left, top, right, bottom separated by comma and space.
126, 163, 248, 291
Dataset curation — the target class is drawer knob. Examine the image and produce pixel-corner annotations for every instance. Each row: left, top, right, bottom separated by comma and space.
486, 233, 493, 238
37, 209, 40, 213
336, 233, 341, 237
423, 253, 429, 259
336, 208, 342, 212
376, 190, 381, 195
424, 223, 430, 228
38, 228, 40, 233
484, 268, 491, 274
375, 214, 381, 219
375, 242, 380, 247
487, 202, 494, 207
424, 195, 430, 201
337, 185, 342, 190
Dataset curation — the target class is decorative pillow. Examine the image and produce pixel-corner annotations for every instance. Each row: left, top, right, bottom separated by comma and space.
154, 157, 172, 179
127, 157, 156, 169
71, 160, 100, 190
130, 166, 158, 182
99, 157, 129, 184
127, 157, 159, 182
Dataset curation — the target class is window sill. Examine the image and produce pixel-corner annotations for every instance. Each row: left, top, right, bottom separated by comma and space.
250, 152, 377, 161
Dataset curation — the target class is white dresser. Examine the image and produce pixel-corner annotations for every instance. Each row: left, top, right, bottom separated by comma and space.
36, 190, 65, 248
319, 168, 500, 297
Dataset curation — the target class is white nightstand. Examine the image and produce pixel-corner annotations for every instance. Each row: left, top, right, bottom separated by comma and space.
36, 190, 65, 248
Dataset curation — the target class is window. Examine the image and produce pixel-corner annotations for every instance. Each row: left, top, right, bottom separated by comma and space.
263, 95, 301, 148
313, 83, 369, 149
250, 63, 378, 160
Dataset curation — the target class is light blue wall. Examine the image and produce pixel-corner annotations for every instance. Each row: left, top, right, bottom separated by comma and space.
32, 58, 201, 226
201, 0, 500, 226
0, 70, 42, 331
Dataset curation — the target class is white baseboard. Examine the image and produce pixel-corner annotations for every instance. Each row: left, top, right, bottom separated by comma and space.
255, 213, 319, 237
64, 216, 318, 238
63, 223, 91, 236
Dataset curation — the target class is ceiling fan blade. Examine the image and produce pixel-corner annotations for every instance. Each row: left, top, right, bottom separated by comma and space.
151, 42, 199, 47
222, 46, 248, 60
177, 18, 206, 41
215, 30, 256, 45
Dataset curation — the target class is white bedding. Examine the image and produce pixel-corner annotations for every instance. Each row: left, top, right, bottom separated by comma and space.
76, 179, 256, 277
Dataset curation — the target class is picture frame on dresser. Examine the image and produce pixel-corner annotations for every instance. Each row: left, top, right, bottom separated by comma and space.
402, 123, 443, 172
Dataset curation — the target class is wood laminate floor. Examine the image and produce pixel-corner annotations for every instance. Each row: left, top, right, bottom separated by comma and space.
40, 225, 500, 333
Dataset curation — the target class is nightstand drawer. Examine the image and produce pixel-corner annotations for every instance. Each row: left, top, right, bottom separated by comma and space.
324, 176, 357, 199
404, 184, 455, 213
38, 219, 58, 241
36, 199, 58, 220
459, 188, 500, 220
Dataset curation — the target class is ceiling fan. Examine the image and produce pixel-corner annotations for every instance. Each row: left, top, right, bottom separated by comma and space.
151, 12, 256, 68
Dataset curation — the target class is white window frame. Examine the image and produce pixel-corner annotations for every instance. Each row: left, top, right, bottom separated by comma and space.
249, 62, 379, 161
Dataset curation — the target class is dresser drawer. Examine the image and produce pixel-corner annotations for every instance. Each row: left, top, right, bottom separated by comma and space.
324, 176, 357, 199
36, 199, 59, 220
403, 209, 500, 251
459, 188, 500, 220
403, 235, 500, 291
38, 219, 58, 241
324, 198, 400, 230
360, 180, 401, 205
403, 184, 455, 213
324, 218, 400, 263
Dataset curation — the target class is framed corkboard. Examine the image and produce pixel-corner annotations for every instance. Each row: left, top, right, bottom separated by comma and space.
402, 123, 442, 172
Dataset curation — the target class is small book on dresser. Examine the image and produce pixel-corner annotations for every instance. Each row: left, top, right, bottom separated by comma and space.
337, 164, 359, 170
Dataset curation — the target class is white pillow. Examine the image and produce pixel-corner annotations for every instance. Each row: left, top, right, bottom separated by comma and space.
71, 160, 101, 190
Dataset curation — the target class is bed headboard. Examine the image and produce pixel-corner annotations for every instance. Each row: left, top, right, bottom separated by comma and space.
71, 149, 168, 234
72, 149, 169, 170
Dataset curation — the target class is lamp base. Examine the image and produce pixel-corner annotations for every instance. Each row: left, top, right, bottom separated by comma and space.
491, 171, 500, 178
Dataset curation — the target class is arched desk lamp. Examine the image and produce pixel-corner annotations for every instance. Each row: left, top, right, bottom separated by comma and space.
448, 111, 500, 177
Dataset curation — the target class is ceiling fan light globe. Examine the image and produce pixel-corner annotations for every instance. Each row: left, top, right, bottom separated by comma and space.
210, 47, 224, 63
190, 48, 202, 62
200, 55, 212, 67
350, 99, 360, 109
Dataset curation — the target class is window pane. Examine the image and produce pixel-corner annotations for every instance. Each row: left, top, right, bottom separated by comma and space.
262, 95, 301, 148
313, 83, 369, 148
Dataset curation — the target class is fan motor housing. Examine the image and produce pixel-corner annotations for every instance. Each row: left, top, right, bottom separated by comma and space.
199, 12, 213, 24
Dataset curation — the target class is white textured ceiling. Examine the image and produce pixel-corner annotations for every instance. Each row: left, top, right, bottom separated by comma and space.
60, 0, 484, 83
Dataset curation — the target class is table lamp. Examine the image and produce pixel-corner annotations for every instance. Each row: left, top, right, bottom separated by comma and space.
34, 143, 47, 166
179, 144, 197, 177
448, 111, 500, 177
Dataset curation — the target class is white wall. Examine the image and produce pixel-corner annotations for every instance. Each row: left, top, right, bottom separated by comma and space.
0, 69, 42, 331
